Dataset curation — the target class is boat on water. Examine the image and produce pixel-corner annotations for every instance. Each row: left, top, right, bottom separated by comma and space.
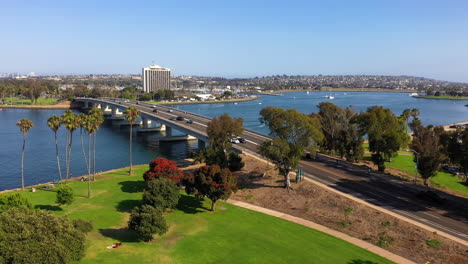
233, 102, 238, 105
409, 93, 419, 96
258, 102, 262, 105
325, 95, 335, 99
306, 91, 310, 94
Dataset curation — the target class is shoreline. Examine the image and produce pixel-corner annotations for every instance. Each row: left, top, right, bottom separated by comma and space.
157, 95, 259, 105
272, 88, 419, 93
413, 95, 468, 100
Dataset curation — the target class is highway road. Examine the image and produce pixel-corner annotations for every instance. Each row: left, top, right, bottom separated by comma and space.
79, 98, 468, 243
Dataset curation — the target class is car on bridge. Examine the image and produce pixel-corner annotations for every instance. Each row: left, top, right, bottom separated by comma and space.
169, 117, 177, 121
168, 109, 173, 113
237, 137, 246, 143
152, 109, 157, 113
230, 138, 240, 144
186, 119, 193, 124
151, 105, 156, 108
176, 116, 184, 121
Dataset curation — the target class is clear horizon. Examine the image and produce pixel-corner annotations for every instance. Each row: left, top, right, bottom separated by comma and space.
1, 0, 468, 82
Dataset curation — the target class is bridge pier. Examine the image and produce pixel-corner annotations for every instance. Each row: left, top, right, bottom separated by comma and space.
109, 107, 124, 120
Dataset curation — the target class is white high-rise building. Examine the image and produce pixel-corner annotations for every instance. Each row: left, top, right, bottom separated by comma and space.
142, 65, 171, 92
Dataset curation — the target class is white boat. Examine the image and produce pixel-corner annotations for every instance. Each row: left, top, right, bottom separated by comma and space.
325, 95, 335, 99
306, 91, 310, 94
409, 93, 419, 97
258, 102, 262, 105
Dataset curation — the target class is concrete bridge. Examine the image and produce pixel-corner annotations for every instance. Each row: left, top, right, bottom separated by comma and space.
74, 97, 468, 243
75, 97, 270, 151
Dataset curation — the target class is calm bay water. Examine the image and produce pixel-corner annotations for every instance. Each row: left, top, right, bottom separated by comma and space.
0, 92, 467, 191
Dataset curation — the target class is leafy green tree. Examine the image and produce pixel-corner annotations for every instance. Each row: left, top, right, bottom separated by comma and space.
357, 106, 409, 172
207, 113, 244, 151
204, 147, 229, 168
143, 178, 181, 211
0, 207, 86, 264
56, 185, 75, 205
128, 205, 168, 242
410, 119, 446, 186
123, 106, 141, 175
228, 152, 245, 171
258, 107, 323, 188
0, 193, 32, 213
182, 165, 237, 211
16, 118, 34, 190
447, 128, 468, 181
316, 102, 343, 154
47, 115, 63, 181
337, 109, 365, 162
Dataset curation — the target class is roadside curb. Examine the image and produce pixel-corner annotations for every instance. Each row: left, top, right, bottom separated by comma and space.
240, 151, 468, 247
227, 199, 415, 264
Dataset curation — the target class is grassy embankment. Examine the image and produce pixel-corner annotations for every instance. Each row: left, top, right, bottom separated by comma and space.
3, 97, 58, 105
363, 144, 467, 197
4, 165, 394, 264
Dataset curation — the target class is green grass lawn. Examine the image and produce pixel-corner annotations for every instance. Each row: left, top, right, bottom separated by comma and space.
418, 95, 468, 100
10, 98, 58, 105
383, 155, 468, 197
4, 165, 394, 264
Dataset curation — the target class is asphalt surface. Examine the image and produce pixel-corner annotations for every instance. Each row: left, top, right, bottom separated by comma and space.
78, 98, 468, 243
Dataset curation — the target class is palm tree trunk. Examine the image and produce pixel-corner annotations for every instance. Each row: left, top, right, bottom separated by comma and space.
21, 136, 25, 190
87, 134, 91, 198
67, 132, 73, 182
54, 132, 62, 181
80, 128, 89, 173
129, 123, 133, 176
93, 131, 96, 181
65, 132, 69, 182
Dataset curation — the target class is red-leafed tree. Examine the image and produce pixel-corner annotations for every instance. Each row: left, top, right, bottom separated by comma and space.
182, 165, 237, 211
143, 158, 184, 183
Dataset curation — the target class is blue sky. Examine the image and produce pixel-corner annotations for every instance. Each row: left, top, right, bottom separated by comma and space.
1, 0, 468, 82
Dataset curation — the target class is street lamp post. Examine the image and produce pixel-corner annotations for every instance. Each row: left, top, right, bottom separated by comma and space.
407, 149, 419, 184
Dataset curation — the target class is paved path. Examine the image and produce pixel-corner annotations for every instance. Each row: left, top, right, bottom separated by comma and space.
227, 199, 416, 264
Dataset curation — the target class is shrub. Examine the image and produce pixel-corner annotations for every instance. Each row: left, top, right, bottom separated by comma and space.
72, 219, 94, 233
0, 207, 86, 263
182, 165, 237, 211
0, 192, 32, 213
56, 185, 74, 205
143, 158, 185, 183
143, 178, 181, 211
377, 231, 394, 248
228, 152, 245, 171
128, 205, 168, 242
426, 239, 442, 248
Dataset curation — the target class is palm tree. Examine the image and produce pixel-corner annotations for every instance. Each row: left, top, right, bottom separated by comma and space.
83, 115, 95, 198
16, 119, 34, 190
123, 106, 141, 175
77, 113, 89, 173
88, 108, 104, 181
410, 108, 420, 120
47, 115, 62, 181
60, 110, 78, 182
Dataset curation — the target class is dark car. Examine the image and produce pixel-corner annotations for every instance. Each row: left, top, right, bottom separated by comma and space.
237, 137, 246, 143
416, 190, 446, 205
186, 119, 193, 124
176, 116, 184, 121
169, 116, 177, 121
152, 109, 157, 113
136, 101, 139, 105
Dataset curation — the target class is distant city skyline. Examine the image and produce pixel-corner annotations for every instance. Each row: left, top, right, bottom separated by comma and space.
1, 0, 468, 82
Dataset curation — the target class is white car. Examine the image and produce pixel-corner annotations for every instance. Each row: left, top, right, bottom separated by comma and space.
151, 105, 156, 108
230, 138, 240, 144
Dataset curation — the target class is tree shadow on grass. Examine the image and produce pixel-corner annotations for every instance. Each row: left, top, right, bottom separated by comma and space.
99, 228, 140, 243
35, 204, 63, 211
347, 260, 381, 264
116, 199, 142, 212
118, 180, 147, 193
176, 194, 206, 214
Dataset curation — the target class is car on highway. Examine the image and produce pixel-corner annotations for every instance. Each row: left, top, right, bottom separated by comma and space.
152, 109, 157, 113
186, 119, 193, 124
168, 109, 173, 113
169, 117, 177, 121
151, 105, 156, 108
237, 137, 246, 143
230, 138, 240, 144
176, 116, 184, 121
124, 100, 129, 103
